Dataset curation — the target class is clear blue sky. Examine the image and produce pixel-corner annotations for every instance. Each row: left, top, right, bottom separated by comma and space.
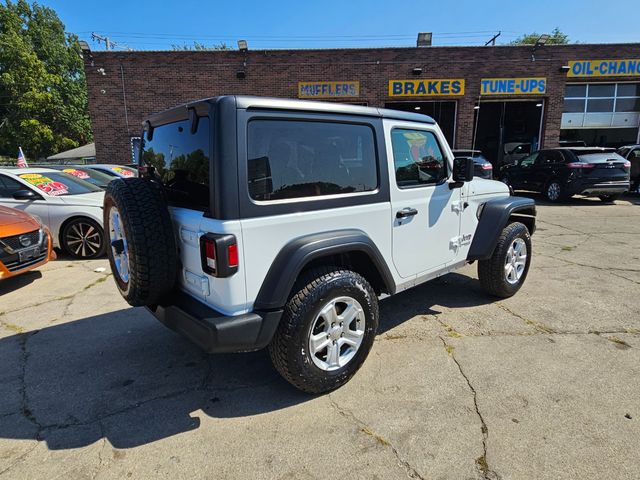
42, 0, 639, 50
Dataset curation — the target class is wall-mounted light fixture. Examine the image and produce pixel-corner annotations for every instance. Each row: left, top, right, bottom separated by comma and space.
559, 65, 571, 72
416, 32, 432, 47
236, 70, 246, 79
412, 67, 423, 75
531, 33, 550, 61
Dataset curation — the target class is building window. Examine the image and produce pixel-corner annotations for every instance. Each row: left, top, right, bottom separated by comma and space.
561, 83, 640, 145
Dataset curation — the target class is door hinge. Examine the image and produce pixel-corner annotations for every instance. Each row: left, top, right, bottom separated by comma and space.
451, 201, 469, 214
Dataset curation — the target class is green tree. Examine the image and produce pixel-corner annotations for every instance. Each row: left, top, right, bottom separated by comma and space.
171, 41, 232, 51
0, 0, 92, 160
510, 27, 569, 45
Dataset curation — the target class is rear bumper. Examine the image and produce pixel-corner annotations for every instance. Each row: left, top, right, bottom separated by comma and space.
567, 180, 630, 196
147, 290, 282, 353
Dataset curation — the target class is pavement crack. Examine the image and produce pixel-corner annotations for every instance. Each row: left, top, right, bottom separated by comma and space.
17, 331, 43, 435
439, 337, 498, 480
539, 253, 640, 274
496, 303, 556, 334
0, 440, 39, 477
328, 394, 426, 480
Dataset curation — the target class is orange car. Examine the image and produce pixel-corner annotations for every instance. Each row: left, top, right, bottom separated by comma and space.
0, 206, 55, 280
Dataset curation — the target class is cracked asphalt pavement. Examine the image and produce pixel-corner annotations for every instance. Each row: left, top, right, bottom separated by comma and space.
1, 194, 639, 479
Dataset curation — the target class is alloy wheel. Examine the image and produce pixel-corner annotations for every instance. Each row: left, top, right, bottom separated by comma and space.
65, 221, 103, 258
504, 237, 527, 285
308, 296, 366, 371
108, 207, 129, 283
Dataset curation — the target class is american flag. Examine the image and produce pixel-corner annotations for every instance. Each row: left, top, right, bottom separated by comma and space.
17, 147, 28, 168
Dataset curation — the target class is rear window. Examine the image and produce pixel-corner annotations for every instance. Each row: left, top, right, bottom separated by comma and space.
18, 172, 102, 196
142, 116, 210, 211
247, 119, 378, 201
576, 153, 626, 163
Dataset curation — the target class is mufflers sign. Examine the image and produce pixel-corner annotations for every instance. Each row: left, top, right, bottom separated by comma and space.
480, 78, 547, 95
298, 81, 360, 98
388, 79, 465, 97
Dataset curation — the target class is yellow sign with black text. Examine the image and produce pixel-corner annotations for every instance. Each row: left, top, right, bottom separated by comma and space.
567, 59, 640, 77
480, 77, 546, 95
298, 81, 360, 98
388, 79, 465, 97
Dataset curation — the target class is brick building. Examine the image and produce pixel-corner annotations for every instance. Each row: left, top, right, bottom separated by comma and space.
83, 43, 640, 166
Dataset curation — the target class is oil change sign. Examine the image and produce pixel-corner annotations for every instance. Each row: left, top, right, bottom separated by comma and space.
388, 79, 465, 97
298, 81, 360, 98
480, 78, 546, 95
567, 59, 640, 77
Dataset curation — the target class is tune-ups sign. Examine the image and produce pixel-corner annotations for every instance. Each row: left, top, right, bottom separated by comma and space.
480, 77, 547, 95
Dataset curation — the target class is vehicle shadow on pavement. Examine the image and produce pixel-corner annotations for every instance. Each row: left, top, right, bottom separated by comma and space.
0, 270, 42, 294
0, 273, 491, 451
512, 190, 640, 207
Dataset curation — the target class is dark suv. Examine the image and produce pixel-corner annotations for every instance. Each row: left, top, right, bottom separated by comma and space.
499, 147, 631, 202
616, 145, 640, 193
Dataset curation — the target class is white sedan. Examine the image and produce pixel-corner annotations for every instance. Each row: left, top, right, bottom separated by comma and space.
0, 167, 105, 258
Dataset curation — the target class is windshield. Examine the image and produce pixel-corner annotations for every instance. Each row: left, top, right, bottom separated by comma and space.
19, 171, 102, 196
62, 167, 113, 187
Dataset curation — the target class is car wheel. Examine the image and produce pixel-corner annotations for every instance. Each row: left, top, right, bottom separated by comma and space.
61, 217, 105, 259
544, 180, 565, 202
598, 194, 619, 202
268, 266, 379, 394
103, 178, 178, 306
478, 222, 531, 298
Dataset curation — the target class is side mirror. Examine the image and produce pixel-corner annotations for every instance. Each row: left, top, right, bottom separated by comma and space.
13, 189, 42, 200
452, 157, 474, 183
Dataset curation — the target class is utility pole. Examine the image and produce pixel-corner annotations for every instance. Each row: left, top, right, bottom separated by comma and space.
484, 31, 501, 46
91, 32, 133, 51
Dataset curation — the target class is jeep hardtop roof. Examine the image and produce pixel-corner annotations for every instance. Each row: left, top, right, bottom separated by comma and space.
145, 95, 436, 127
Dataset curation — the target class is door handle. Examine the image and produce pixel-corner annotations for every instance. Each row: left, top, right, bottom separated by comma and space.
396, 207, 418, 219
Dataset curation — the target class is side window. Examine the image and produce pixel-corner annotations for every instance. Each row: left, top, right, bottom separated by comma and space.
247, 120, 378, 201
142, 116, 210, 211
518, 153, 538, 167
631, 149, 640, 159
391, 129, 447, 187
0, 175, 25, 198
538, 151, 563, 164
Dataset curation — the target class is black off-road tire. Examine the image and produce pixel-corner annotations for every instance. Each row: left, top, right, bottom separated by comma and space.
268, 267, 379, 394
598, 194, 619, 202
478, 222, 532, 298
103, 178, 178, 306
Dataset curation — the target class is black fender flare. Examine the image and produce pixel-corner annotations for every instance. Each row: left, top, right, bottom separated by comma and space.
467, 196, 536, 261
253, 229, 396, 311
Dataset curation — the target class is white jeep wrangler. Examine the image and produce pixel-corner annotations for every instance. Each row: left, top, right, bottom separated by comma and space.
104, 96, 535, 394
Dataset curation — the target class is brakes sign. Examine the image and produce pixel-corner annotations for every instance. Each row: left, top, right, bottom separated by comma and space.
19, 173, 69, 196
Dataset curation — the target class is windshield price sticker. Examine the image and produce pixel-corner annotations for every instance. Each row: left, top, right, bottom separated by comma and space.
19, 173, 69, 196
112, 167, 134, 177
63, 168, 90, 179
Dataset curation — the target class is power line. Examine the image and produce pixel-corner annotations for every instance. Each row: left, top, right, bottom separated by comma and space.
91, 32, 133, 51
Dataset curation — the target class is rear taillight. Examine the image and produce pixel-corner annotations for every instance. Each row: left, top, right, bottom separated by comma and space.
481, 163, 493, 170
200, 233, 238, 278
566, 162, 595, 169
623, 160, 631, 169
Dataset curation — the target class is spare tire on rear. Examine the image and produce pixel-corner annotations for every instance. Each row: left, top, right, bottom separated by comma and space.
104, 178, 178, 306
